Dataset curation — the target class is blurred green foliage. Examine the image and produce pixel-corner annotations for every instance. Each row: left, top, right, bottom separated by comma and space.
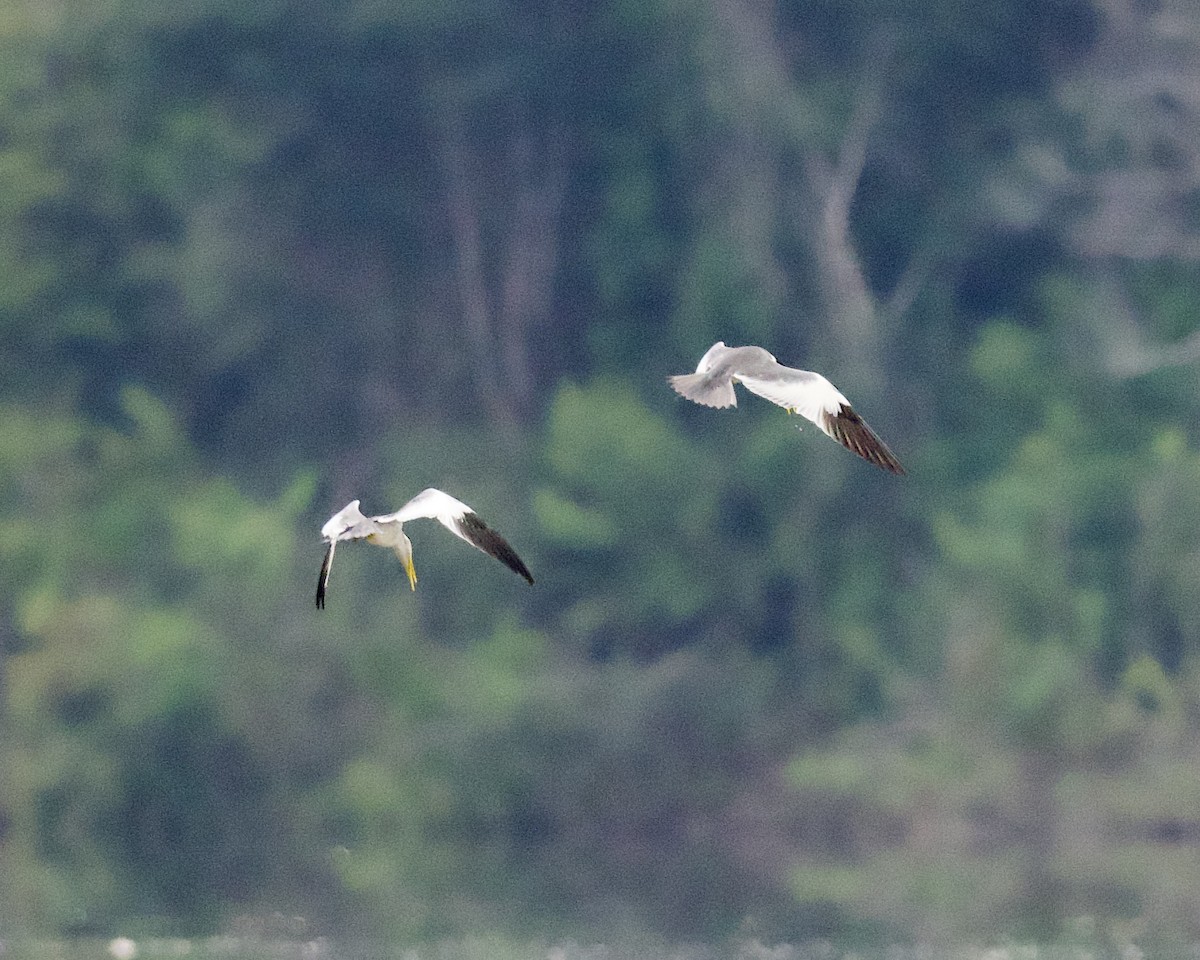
2, 0, 1200, 950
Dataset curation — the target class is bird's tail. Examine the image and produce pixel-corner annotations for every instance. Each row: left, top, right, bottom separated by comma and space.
667, 372, 737, 409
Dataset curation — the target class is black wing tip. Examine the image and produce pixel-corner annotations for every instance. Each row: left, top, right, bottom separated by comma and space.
826, 406, 906, 475
459, 513, 535, 585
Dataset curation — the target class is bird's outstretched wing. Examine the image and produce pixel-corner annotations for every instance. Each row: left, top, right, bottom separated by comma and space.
316, 500, 378, 609
316, 541, 335, 609
385, 488, 535, 584
735, 367, 839, 423
820, 406, 906, 475
321, 499, 372, 541
739, 370, 906, 475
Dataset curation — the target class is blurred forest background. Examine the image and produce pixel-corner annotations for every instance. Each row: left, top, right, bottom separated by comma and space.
3, 0, 1200, 949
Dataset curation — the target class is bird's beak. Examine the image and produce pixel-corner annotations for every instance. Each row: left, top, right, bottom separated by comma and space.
404, 555, 417, 590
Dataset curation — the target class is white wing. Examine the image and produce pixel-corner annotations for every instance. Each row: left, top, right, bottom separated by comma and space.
382, 487, 473, 526
737, 369, 905, 474
321, 499, 375, 541
317, 500, 382, 608
381, 488, 535, 584
734, 368, 846, 424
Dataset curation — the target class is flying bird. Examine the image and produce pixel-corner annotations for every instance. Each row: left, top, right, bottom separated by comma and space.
316, 488, 534, 609
669, 341, 905, 474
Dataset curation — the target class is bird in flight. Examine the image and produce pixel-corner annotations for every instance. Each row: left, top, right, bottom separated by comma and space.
316, 488, 534, 609
669, 341, 905, 474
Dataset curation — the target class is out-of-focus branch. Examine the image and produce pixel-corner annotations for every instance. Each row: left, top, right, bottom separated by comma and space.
1016, 0, 1200, 261
1090, 273, 1200, 378
704, 0, 919, 392
499, 116, 567, 415
800, 30, 898, 394
881, 245, 934, 327
820, 32, 893, 241
435, 111, 567, 427
438, 115, 510, 425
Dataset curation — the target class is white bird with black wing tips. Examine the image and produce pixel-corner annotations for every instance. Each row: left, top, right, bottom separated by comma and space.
669, 341, 905, 475
316, 488, 534, 609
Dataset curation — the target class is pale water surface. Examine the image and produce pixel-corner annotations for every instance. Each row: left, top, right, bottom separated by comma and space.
1, 938, 1195, 960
